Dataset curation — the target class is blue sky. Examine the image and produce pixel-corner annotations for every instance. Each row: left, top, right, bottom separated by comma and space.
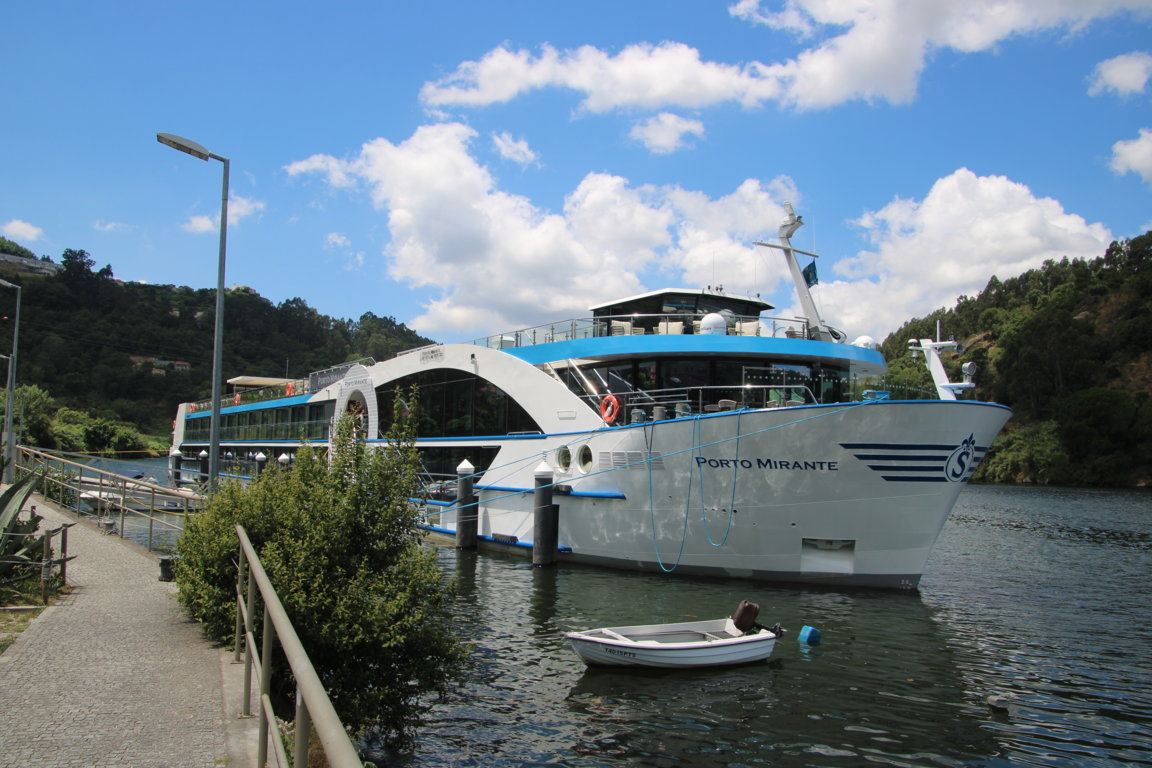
3, 1, 1151, 347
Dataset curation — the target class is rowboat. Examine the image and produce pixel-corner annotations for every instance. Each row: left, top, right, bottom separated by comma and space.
566, 601, 782, 668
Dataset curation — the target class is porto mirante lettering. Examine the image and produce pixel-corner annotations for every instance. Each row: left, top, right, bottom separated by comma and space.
694, 456, 839, 471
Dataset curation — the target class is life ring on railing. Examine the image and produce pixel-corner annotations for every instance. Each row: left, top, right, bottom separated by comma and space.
286, 382, 295, 396
600, 394, 620, 424
233, 393, 240, 405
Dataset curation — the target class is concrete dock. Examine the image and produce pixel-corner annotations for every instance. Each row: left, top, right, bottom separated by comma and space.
0, 493, 257, 768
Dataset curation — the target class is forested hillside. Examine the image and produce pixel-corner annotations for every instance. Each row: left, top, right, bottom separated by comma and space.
879, 232, 1152, 487
0, 248, 430, 449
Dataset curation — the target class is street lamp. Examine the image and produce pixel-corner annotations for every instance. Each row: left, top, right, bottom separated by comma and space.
157, 132, 229, 489
0, 278, 20, 484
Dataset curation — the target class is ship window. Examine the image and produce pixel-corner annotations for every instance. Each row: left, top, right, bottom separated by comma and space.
376, 369, 541, 438
556, 445, 572, 472
576, 445, 594, 474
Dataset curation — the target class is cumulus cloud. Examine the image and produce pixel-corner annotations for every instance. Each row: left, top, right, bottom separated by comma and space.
421, 42, 781, 112
1, 219, 44, 242
286, 123, 797, 335
1110, 128, 1152, 185
823, 168, 1113, 339
492, 132, 539, 165
629, 113, 706, 154
181, 194, 266, 233
421, 2, 1151, 114
286, 124, 1113, 341
1089, 51, 1152, 97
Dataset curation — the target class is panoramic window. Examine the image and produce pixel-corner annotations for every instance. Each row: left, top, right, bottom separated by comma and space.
376, 369, 541, 437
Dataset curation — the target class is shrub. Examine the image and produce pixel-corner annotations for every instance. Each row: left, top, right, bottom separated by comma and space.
174, 411, 467, 748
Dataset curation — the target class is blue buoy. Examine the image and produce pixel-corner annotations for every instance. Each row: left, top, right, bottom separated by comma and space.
798, 625, 822, 645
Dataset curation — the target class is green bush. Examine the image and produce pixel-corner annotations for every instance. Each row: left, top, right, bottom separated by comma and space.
174, 412, 467, 748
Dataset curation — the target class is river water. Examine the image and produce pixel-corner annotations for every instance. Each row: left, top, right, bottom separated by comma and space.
392, 485, 1152, 767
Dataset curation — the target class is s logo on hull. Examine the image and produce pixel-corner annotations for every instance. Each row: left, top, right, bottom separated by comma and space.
840, 435, 988, 483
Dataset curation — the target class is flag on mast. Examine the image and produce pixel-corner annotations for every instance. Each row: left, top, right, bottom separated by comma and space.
802, 261, 818, 288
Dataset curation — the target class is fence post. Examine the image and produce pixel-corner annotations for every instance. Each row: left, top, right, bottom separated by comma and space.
234, 548, 247, 664
40, 534, 51, 605
243, 552, 257, 717
257, 602, 278, 768
59, 524, 68, 585
295, 689, 313, 766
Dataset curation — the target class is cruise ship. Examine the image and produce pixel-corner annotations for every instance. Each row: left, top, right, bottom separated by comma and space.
170, 206, 1011, 588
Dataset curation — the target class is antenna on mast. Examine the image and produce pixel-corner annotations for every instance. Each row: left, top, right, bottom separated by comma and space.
754, 203, 838, 342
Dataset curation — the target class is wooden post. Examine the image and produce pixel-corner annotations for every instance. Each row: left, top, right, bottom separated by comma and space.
40, 533, 51, 605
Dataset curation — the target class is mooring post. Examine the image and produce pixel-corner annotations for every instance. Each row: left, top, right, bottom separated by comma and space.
254, 451, 267, 478
169, 449, 181, 485
455, 459, 477, 549
198, 450, 209, 484
532, 461, 559, 567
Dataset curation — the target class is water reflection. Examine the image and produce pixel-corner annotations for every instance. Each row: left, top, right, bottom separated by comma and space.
402, 485, 1152, 766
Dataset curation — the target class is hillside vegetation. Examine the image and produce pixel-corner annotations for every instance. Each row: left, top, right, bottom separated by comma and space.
1, 233, 1149, 486
0, 246, 430, 452
879, 232, 1151, 487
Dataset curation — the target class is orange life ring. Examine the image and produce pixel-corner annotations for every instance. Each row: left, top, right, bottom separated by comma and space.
600, 394, 620, 423
233, 393, 240, 406
286, 382, 295, 396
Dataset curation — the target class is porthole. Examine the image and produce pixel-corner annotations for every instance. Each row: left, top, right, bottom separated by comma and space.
556, 445, 572, 472
577, 445, 594, 474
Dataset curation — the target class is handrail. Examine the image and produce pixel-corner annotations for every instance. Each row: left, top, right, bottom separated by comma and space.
17, 447, 198, 552
233, 524, 363, 768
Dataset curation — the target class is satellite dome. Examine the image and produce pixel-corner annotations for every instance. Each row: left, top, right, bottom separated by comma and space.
700, 312, 727, 335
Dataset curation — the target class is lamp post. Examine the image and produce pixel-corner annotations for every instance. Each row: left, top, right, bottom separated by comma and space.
157, 132, 229, 489
0, 278, 20, 484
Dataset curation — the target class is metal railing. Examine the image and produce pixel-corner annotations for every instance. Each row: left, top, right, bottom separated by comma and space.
0, 514, 76, 604
17, 447, 200, 553
460, 311, 815, 351
233, 524, 363, 768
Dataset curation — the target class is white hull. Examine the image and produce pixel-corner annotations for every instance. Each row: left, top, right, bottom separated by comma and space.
425, 398, 1011, 588
566, 618, 778, 668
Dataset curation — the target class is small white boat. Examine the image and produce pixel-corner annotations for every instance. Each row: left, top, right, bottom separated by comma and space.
566, 601, 782, 668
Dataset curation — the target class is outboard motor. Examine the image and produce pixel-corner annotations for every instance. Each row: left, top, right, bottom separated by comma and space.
732, 600, 761, 633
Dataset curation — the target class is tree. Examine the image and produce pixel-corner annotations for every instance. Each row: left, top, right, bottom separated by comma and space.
0, 237, 37, 261
174, 410, 467, 749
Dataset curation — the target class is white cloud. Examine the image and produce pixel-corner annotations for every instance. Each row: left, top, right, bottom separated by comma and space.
421, 42, 781, 113
491, 132, 539, 165
420, 2, 1152, 116
2, 219, 44, 242
1089, 51, 1152, 97
824, 168, 1113, 339
629, 113, 706, 154
287, 126, 1113, 341
1111, 128, 1152, 185
325, 232, 351, 249
182, 215, 215, 234
92, 220, 128, 232
323, 232, 364, 270
287, 122, 798, 335
181, 194, 266, 233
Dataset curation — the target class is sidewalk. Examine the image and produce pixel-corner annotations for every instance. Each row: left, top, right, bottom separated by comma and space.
0, 492, 257, 768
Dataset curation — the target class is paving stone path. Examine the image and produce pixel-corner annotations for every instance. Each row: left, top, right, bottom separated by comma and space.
0, 493, 256, 768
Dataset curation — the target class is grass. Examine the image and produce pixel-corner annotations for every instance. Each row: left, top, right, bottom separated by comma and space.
0, 574, 67, 655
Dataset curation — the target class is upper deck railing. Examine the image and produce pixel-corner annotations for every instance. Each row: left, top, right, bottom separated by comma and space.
460, 311, 815, 351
